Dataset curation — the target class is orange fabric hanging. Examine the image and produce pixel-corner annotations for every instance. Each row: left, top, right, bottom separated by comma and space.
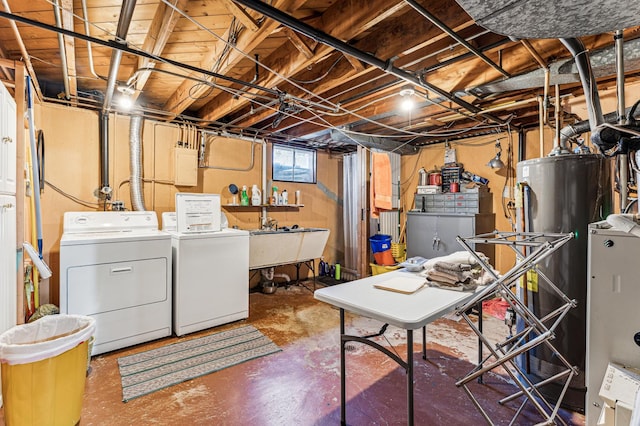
370, 152, 392, 218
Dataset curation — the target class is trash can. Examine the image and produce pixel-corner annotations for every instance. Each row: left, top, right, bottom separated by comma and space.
0, 314, 95, 426
369, 234, 395, 265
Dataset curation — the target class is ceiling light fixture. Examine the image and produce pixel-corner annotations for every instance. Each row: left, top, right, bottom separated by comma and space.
117, 85, 136, 110
487, 140, 505, 169
399, 85, 415, 112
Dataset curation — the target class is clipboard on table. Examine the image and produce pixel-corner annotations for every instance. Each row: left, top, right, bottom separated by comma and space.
374, 277, 427, 294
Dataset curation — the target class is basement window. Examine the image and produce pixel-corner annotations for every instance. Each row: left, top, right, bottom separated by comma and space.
272, 145, 316, 184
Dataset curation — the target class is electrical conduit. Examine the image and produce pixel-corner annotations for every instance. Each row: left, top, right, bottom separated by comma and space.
129, 115, 146, 211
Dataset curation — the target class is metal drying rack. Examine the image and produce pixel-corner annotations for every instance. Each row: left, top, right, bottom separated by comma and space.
453, 230, 578, 426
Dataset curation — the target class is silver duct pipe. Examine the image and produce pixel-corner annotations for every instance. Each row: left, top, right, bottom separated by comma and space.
102, 0, 137, 111
560, 38, 605, 134
129, 115, 146, 211
52, 0, 70, 100
100, 0, 137, 201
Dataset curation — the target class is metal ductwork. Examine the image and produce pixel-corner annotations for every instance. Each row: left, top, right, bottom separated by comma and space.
468, 37, 640, 97
560, 38, 605, 133
330, 129, 418, 155
99, 0, 137, 201
129, 115, 146, 211
452, 0, 640, 39
102, 0, 136, 111
561, 38, 640, 152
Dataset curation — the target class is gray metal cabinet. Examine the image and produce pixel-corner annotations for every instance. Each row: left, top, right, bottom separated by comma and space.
406, 212, 495, 261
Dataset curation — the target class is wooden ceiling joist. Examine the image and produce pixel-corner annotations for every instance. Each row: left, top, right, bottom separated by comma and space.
162, 0, 308, 118
283, 27, 314, 59
60, 0, 77, 101
132, 0, 190, 100
198, 0, 408, 123
219, 0, 260, 32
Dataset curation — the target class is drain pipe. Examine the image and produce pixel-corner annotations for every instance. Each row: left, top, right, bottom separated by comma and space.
99, 0, 137, 201
52, 0, 70, 100
129, 115, 146, 211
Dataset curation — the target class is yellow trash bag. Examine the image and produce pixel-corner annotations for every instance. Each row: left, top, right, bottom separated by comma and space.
0, 314, 95, 426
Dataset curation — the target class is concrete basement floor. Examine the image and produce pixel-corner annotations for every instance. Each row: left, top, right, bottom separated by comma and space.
1, 282, 586, 425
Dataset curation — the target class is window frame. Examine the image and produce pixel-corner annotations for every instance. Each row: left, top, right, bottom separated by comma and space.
271, 144, 317, 184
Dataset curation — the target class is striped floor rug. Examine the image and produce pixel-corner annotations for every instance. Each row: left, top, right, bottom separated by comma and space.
117, 325, 280, 402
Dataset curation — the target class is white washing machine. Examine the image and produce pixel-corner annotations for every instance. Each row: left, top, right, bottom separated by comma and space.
60, 211, 172, 355
162, 212, 249, 336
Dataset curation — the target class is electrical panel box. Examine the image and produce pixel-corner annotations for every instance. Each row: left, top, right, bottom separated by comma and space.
173, 146, 198, 187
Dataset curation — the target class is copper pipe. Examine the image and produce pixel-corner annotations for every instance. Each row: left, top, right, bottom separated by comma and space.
521, 40, 550, 126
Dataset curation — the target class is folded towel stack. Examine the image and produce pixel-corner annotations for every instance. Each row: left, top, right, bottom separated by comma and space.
424, 261, 484, 292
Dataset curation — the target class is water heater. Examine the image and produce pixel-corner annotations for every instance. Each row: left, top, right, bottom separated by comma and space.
516, 153, 612, 412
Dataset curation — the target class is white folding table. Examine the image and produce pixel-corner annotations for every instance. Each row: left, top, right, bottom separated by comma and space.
314, 269, 483, 425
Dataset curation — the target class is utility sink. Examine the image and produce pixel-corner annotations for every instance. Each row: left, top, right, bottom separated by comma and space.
249, 228, 330, 269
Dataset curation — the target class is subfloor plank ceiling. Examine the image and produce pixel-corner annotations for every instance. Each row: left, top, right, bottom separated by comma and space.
1, 0, 640, 152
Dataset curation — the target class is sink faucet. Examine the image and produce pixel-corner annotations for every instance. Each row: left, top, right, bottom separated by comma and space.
262, 217, 278, 231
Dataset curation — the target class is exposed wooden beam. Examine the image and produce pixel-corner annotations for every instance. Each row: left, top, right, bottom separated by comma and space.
0, 43, 13, 81
60, 0, 77, 102
283, 27, 315, 59
225, 0, 476, 130
163, 0, 308, 118
219, 0, 260, 32
198, 0, 407, 123
343, 53, 365, 73
132, 0, 190, 100
1, 0, 41, 100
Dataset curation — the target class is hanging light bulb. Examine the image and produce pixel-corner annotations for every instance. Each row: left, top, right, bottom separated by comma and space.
399, 85, 415, 111
117, 85, 135, 110
487, 141, 505, 169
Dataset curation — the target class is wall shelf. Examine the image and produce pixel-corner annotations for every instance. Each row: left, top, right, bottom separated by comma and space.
222, 204, 304, 209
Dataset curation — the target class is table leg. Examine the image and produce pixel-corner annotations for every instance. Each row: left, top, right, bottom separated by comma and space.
477, 301, 483, 384
407, 329, 414, 426
340, 308, 346, 425
422, 326, 427, 360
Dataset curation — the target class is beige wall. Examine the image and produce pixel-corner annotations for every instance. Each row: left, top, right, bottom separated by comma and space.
34, 103, 343, 303
29, 79, 640, 306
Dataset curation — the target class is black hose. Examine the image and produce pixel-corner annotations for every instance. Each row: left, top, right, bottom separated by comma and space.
36, 130, 45, 191
627, 99, 640, 123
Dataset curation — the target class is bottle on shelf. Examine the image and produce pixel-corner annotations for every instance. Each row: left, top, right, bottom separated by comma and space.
240, 185, 249, 206
281, 189, 288, 205
251, 184, 261, 206
271, 186, 279, 205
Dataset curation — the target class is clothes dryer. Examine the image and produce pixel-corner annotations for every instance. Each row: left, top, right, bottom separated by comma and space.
60, 211, 172, 355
